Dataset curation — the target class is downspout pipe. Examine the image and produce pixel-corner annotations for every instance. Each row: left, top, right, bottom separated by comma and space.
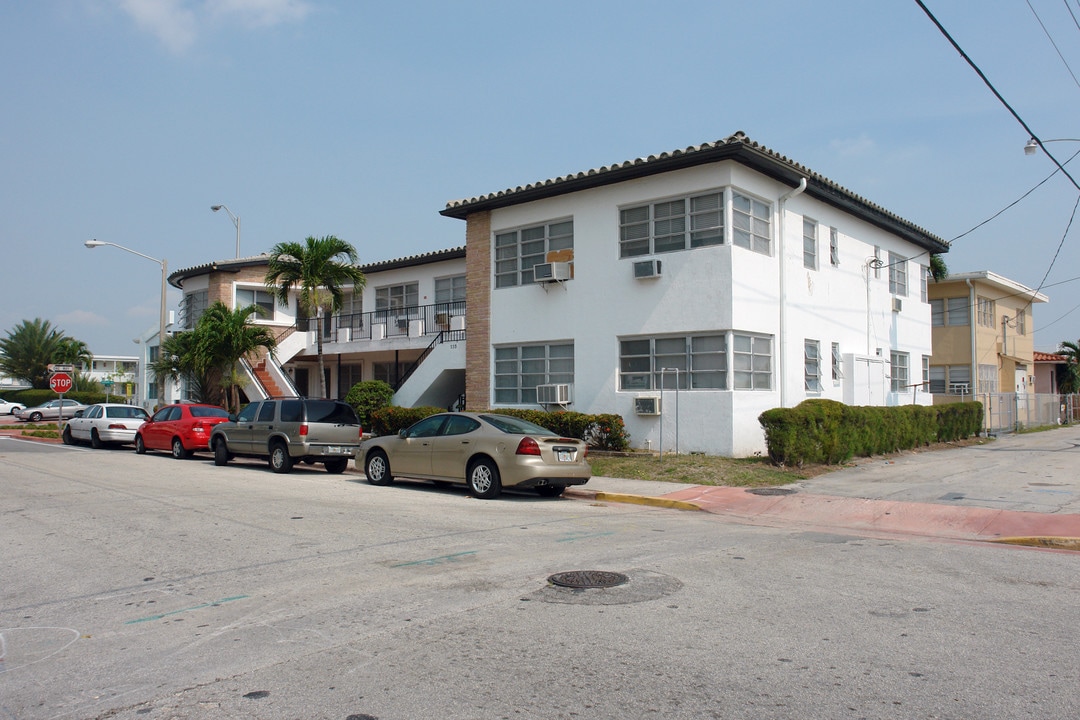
777, 177, 807, 408
965, 278, 976, 395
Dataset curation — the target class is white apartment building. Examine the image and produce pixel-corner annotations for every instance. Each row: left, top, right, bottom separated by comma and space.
441, 131, 948, 456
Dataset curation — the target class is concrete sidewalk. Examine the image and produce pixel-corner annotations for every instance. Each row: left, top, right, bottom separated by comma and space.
568, 426, 1080, 548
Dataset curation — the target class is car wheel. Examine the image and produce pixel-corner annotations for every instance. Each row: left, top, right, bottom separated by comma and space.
364, 450, 394, 485
135, 435, 146, 454
324, 458, 348, 474
29, 412, 42, 422
62, 426, 75, 445
171, 437, 191, 459
269, 442, 293, 473
213, 437, 229, 466
467, 458, 502, 499
90, 429, 103, 449
535, 484, 566, 498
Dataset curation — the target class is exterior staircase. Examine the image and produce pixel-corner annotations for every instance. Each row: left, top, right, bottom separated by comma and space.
252, 358, 284, 397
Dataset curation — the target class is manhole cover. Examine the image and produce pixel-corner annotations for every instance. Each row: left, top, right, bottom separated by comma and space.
548, 570, 629, 589
746, 487, 797, 496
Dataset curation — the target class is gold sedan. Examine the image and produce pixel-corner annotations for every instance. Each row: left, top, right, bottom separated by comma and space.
359, 412, 591, 499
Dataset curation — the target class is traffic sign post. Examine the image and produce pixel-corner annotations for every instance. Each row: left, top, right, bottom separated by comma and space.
50, 371, 74, 433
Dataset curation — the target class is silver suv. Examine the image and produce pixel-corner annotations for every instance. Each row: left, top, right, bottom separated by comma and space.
209, 398, 362, 474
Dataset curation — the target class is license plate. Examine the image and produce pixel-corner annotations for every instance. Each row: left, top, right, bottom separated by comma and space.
327, 446, 342, 454
557, 450, 573, 462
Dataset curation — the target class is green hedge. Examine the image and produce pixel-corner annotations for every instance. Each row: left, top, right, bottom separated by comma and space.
4, 388, 114, 408
366, 407, 631, 451
758, 399, 982, 466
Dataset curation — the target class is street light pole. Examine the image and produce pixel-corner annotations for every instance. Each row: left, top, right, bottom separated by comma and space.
211, 204, 241, 258
84, 239, 168, 407
1023, 137, 1080, 155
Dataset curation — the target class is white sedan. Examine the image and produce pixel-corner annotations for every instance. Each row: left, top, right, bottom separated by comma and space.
63, 403, 149, 448
0, 397, 25, 415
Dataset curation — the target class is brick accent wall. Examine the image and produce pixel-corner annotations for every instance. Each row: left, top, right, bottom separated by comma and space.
465, 211, 491, 410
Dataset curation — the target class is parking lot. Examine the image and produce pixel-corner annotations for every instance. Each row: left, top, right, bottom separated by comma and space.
3, 435, 1079, 719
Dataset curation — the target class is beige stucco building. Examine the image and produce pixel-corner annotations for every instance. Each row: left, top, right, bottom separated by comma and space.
927, 271, 1048, 397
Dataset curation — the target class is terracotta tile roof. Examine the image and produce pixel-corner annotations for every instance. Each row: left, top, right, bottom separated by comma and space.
1034, 351, 1067, 362
440, 131, 948, 254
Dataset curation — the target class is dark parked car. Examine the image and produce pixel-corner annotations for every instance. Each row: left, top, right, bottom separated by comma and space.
209, 398, 362, 474
135, 403, 232, 458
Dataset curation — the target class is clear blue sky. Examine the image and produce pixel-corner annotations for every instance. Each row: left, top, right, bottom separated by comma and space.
3, 1, 1080, 355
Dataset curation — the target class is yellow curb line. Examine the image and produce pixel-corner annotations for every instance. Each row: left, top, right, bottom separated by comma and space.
591, 491, 703, 512
990, 537, 1080, 550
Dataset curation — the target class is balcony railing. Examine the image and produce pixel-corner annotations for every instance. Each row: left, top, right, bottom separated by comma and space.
309, 300, 466, 342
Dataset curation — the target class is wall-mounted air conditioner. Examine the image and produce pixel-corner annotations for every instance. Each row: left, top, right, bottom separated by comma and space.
396, 317, 409, 330
634, 396, 662, 415
891, 297, 903, 313
633, 259, 662, 279
534, 261, 572, 282
435, 312, 449, 326
536, 383, 572, 406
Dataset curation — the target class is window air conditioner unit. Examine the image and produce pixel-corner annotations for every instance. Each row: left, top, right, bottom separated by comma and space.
891, 297, 903, 313
633, 259, 662, 279
536, 383, 572, 405
634, 396, 661, 415
396, 317, 409, 330
435, 312, 449, 326
534, 261, 571, 282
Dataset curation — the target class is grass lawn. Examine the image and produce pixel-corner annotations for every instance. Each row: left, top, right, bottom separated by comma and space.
587, 452, 822, 488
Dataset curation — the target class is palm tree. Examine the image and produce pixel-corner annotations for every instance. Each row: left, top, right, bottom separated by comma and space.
1059, 340, 1080, 394
148, 303, 276, 411
195, 302, 278, 413
0, 318, 88, 389
265, 236, 365, 398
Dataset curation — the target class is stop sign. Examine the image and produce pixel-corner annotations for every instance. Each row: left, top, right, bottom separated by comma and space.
50, 372, 73, 394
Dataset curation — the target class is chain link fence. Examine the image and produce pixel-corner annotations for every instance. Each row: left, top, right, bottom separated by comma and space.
934, 392, 1080, 435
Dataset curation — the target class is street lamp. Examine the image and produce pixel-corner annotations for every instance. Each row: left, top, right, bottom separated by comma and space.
1023, 137, 1080, 155
84, 239, 169, 406
211, 204, 241, 258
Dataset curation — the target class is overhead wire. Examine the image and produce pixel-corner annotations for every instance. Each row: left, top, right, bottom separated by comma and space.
1027, 0, 1080, 92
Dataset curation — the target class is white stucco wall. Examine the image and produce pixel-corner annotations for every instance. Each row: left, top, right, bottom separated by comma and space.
485, 160, 934, 456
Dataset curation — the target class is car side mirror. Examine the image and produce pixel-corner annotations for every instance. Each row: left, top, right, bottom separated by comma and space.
398, 429, 409, 439
229, 413, 238, 422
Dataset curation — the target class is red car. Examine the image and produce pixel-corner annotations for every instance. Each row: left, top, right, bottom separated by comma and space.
134, 403, 232, 458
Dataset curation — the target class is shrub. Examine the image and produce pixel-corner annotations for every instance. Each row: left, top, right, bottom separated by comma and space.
344, 380, 394, 429
759, 400, 980, 466
367, 405, 444, 436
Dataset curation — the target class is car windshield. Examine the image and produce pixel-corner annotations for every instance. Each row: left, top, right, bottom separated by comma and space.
306, 401, 358, 425
479, 414, 557, 436
190, 406, 231, 418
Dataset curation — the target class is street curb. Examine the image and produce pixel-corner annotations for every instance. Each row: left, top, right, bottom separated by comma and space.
990, 537, 1080, 551
564, 487, 702, 512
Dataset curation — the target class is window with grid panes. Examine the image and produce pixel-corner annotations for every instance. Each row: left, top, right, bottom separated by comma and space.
435, 275, 466, 303
1016, 309, 1026, 335
732, 333, 772, 389
803, 218, 817, 270
494, 343, 574, 404
732, 193, 771, 254
977, 297, 995, 327
946, 297, 969, 326
833, 342, 843, 384
236, 288, 275, 319
619, 192, 723, 258
921, 266, 930, 302
805, 339, 821, 391
495, 220, 573, 287
618, 335, 727, 391
888, 252, 907, 296
376, 284, 418, 316
830, 227, 839, 266
890, 351, 909, 392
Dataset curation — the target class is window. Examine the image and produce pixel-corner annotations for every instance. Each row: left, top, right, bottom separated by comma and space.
373, 362, 409, 386
733, 333, 773, 390
804, 340, 821, 392
978, 364, 999, 393
890, 351, 909, 393
920, 266, 930, 303
183, 290, 208, 329
435, 275, 467, 303
376, 283, 419, 316
888, 252, 907, 296
619, 192, 722, 258
922, 355, 930, 391
496, 220, 574, 287
1016, 309, 1026, 335
977, 297, 995, 327
830, 227, 839, 266
495, 343, 574, 404
803, 218, 817, 270
948, 365, 971, 393
236, 288, 275, 319
618, 335, 727, 391
833, 342, 843, 384
947, 297, 969, 326
928, 365, 946, 394
732, 193, 771, 254
931, 299, 944, 326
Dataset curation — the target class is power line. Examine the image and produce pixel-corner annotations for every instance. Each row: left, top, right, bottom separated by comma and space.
914, 0, 1080, 194
1027, 0, 1080, 92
